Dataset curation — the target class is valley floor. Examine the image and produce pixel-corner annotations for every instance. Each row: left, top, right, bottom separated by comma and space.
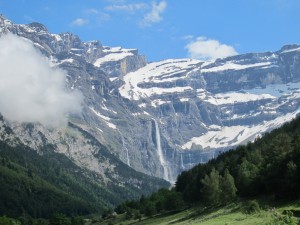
92, 200, 300, 225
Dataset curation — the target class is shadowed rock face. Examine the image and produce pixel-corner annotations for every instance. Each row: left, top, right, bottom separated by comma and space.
1, 15, 300, 182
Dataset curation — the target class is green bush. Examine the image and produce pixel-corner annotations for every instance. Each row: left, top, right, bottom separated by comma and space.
266, 211, 298, 225
0, 215, 21, 225
241, 200, 260, 214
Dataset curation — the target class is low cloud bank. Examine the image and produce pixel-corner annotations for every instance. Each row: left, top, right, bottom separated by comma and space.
0, 34, 83, 127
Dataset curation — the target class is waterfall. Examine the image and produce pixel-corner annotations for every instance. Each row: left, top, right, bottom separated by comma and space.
118, 130, 130, 167
180, 153, 185, 170
154, 119, 169, 181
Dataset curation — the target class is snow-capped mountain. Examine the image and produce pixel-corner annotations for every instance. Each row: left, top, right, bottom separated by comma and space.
1, 15, 300, 183
119, 50, 300, 151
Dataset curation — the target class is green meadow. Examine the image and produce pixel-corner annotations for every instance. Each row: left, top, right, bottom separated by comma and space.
91, 200, 300, 225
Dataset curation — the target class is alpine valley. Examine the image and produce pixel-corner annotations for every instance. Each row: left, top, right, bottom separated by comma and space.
1, 13, 300, 190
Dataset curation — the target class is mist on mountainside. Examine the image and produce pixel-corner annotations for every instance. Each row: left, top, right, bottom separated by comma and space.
0, 34, 82, 127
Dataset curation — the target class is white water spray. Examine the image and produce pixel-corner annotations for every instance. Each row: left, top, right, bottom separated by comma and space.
180, 153, 185, 170
154, 119, 169, 181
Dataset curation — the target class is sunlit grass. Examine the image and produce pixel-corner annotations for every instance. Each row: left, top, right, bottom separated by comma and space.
92, 200, 300, 225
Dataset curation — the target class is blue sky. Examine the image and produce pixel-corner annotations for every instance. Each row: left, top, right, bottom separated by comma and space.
1, 0, 300, 62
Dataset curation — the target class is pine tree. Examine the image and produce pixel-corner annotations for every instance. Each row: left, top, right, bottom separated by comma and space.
220, 169, 237, 204
201, 168, 221, 206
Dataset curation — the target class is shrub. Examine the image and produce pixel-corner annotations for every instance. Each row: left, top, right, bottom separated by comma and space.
241, 200, 260, 214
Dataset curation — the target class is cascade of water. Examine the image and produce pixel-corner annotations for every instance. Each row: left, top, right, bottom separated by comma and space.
118, 130, 130, 167
180, 153, 185, 170
154, 119, 169, 181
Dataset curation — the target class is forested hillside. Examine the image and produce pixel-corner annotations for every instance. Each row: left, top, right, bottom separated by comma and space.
0, 121, 169, 221
176, 114, 300, 204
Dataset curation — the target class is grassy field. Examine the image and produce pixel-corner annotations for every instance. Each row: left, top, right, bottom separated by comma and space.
88, 200, 300, 225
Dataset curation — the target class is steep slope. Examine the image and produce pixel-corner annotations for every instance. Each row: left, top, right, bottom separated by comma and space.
1, 15, 300, 183
0, 116, 169, 218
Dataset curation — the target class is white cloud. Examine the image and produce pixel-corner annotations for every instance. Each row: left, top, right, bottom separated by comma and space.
0, 34, 83, 127
83, 9, 110, 24
185, 36, 238, 60
105, 3, 147, 12
141, 1, 167, 26
71, 18, 89, 26
84, 8, 99, 15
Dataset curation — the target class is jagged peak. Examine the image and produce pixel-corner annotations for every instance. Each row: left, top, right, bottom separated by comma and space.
0, 14, 13, 28
27, 22, 48, 33
0, 16, 145, 64
57, 32, 84, 44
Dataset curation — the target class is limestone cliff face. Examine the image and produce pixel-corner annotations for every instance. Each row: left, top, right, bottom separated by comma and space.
120, 54, 147, 76
1, 15, 300, 182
